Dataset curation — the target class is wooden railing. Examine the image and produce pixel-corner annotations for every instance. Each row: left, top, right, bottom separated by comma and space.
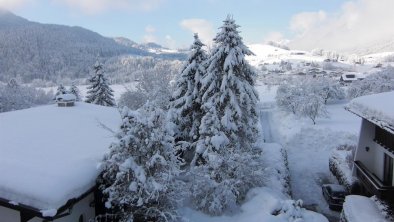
354, 161, 394, 200
89, 214, 120, 222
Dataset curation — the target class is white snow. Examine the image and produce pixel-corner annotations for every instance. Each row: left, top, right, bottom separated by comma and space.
342, 195, 388, 222
55, 93, 76, 101
346, 91, 394, 133
246, 44, 324, 67
41, 209, 58, 217
256, 84, 360, 220
0, 102, 121, 211
180, 187, 328, 222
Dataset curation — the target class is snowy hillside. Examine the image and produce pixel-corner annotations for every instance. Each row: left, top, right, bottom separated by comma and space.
0, 10, 186, 83
114, 37, 187, 58
246, 44, 323, 67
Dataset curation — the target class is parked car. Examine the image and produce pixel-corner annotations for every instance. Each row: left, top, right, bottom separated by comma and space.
322, 184, 348, 210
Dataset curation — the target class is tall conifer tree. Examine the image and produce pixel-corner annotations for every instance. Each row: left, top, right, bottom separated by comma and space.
190, 16, 263, 215
170, 34, 207, 164
85, 60, 115, 106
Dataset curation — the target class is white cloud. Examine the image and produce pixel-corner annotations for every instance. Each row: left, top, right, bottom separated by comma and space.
52, 0, 163, 14
143, 34, 156, 43
289, 0, 394, 53
180, 18, 214, 45
164, 35, 176, 49
263, 31, 285, 43
289, 10, 327, 35
143, 25, 157, 43
145, 25, 155, 33
0, 0, 33, 10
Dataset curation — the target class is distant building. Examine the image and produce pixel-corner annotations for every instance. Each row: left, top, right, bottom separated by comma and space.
340, 73, 358, 84
346, 91, 394, 203
55, 93, 76, 107
0, 103, 121, 222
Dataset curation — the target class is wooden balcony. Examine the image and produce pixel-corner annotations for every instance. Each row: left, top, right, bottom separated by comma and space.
354, 161, 394, 200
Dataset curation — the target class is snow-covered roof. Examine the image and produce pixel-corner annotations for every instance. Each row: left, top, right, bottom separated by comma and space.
346, 91, 394, 134
55, 93, 76, 102
341, 73, 358, 81
0, 103, 120, 214
342, 195, 388, 222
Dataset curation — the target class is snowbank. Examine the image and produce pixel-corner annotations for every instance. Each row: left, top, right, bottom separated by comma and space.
0, 102, 121, 211
329, 145, 357, 192
262, 143, 291, 196
181, 187, 328, 222
346, 91, 394, 133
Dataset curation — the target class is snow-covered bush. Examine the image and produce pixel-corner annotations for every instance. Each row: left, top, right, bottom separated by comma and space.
101, 103, 184, 222
273, 199, 305, 221
189, 149, 264, 215
262, 143, 291, 196
0, 79, 53, 113
347, 67, 394, 99
85, 60, 116, 107
371, 196, 393, 221
329, 144, 357, 192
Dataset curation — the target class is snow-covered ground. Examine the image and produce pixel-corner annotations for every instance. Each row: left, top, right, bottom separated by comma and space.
180, 187, 328, 222
255, 84, 361, 221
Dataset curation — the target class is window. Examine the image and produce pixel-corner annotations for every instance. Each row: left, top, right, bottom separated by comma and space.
375, 126, 394, 151
79, 215, 84, 222
383, 153, 393, 186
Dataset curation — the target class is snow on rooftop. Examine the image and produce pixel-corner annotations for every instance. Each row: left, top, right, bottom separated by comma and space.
55, 93, 76, 101
346, 91, 394, 133
0, 102, 121, 212
342, 195, 387, 222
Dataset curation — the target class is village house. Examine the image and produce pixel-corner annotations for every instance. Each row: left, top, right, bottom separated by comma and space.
0, 102, 121, 222
346, 91, 394, 202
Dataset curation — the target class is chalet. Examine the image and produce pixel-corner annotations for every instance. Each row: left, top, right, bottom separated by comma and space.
345, 91, 394, 203
55, 93, 76, 107
0, 102, 121, 222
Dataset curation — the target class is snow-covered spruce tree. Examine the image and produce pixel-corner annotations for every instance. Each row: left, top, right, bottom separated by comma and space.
190, 16, 263, 215
101, 103, 184, 222
170, 33, 207, 164
85, 61, 115, 106
68, 82, 82, 101
54, 84, 67, 99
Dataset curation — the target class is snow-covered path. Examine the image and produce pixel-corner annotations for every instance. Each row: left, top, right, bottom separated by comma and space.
259, 105, 358, 222
260, 109, 277, 143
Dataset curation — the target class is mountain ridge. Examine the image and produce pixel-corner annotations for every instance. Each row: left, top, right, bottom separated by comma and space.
0, 10, 186, 83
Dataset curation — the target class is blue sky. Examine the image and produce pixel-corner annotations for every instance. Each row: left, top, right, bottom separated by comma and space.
4, 0, 390, 51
